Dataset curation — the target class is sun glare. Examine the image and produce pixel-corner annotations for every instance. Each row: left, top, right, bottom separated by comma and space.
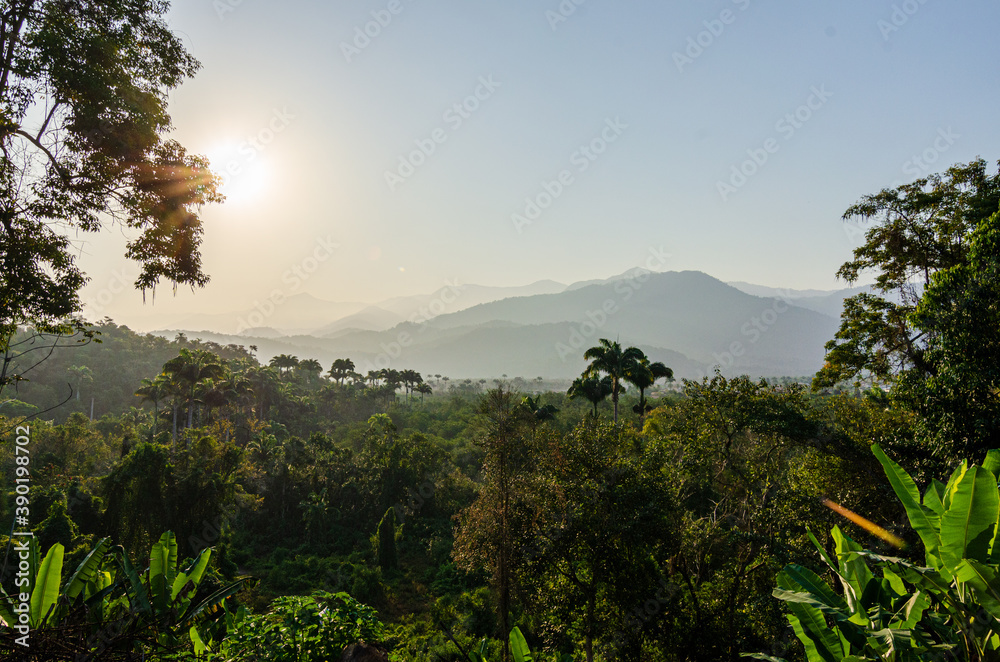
206, 143, 272, 207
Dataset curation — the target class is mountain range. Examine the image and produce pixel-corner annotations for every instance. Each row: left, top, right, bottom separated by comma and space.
151, 270, 868, 381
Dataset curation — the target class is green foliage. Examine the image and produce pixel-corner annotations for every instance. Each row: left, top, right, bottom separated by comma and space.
816, 159, 1000, 462
376, 507, 399, 571
210, 590, 383, 662
755, 445, 1000, 661
897, 205, 1000, 461
0, 0, 221, 343
0, 532, 242, 658
582, 339, 647, 423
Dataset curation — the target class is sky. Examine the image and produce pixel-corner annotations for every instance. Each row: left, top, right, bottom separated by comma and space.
76, 0, 1000, 329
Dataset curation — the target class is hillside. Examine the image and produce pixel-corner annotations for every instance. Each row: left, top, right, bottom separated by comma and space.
156, 271, 840, 379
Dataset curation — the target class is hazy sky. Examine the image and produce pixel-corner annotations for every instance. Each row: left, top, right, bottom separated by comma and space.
76, 0, 1000, 329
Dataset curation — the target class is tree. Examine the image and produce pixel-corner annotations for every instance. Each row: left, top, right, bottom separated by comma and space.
296, 358, 323, 385
518, 395, 558, 437
568, 374, 613, 418
642, 372, 820, 660
583, 339, 644, 424
816, 159, 1000, 388
328, 358, 356, 385
816, 159, 1000, 460
269, 354, 299, 378
162, 348, 226, 432
625, 356, 673, 419
375, 507, 398, 571
66, 364, 92, 402
898, 205, 1000, 459
135, 373, 171, 438
524, 420, 672, 662
454, 386, 534, 662
1, 0, 221, 354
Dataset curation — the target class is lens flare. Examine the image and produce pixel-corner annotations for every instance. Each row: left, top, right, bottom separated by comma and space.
821, 498, 906, 549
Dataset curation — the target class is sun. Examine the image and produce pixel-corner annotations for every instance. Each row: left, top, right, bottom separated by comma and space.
205, 143, 272, 207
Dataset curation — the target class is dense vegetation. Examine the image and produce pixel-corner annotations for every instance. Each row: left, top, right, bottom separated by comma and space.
3, 160, 997, 660
0, 315, 932, 660
4, 2, 1000, 661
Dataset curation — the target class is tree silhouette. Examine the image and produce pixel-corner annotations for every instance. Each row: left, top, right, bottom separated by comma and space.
328, 358, 356, 385
582, 339, 644, 423
135, 373, 171, 439
162, 349, 226, 433
568, 375, 613, 418
626, 356, 674, 419
1, 1, 221, 362
269, 354, 299, 379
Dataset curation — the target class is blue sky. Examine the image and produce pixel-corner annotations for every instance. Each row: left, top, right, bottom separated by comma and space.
77, 0, 1000, 328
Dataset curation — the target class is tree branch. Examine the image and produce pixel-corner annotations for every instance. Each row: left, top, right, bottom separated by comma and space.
13, 128, 69, 181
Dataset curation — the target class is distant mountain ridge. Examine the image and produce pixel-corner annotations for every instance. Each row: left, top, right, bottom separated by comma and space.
155, 271, 843, 380
160, 280, 568, 336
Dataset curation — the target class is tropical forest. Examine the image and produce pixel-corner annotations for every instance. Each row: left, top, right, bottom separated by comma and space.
3, 1, 1000, 662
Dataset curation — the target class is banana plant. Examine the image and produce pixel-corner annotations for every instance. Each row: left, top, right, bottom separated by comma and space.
0, 536, 113, 629
0, 531, 244, 657
467, 627, 573, 662
745, 445, 1000, 661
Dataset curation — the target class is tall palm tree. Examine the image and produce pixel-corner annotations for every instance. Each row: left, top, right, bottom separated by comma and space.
269, 354, 299, 379
626, 357, 674, 419
582, 339, 644, 423
297, 358, 323, 385
246, 365, 282, 421
67, 365, 90, 400
162, 349, 227, 431
568, 374, 613, 418
328, 358, 356, 385
135, 373, 170, 439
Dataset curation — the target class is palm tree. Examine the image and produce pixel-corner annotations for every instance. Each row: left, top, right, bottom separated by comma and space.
568, 375, 613, 417
400, 369, 423, 402
162, 349, 227, 431
135, 374, 171, 439
519, 395, 558, 431
626, 357, 673, 419
246, 365, 282, 421
269, 354, 299, 378
415, 382, 433, 404
582, 339, 644, 423
67, 365, 92, 402
297, 358, 323, 384
328, 358, 356, 385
